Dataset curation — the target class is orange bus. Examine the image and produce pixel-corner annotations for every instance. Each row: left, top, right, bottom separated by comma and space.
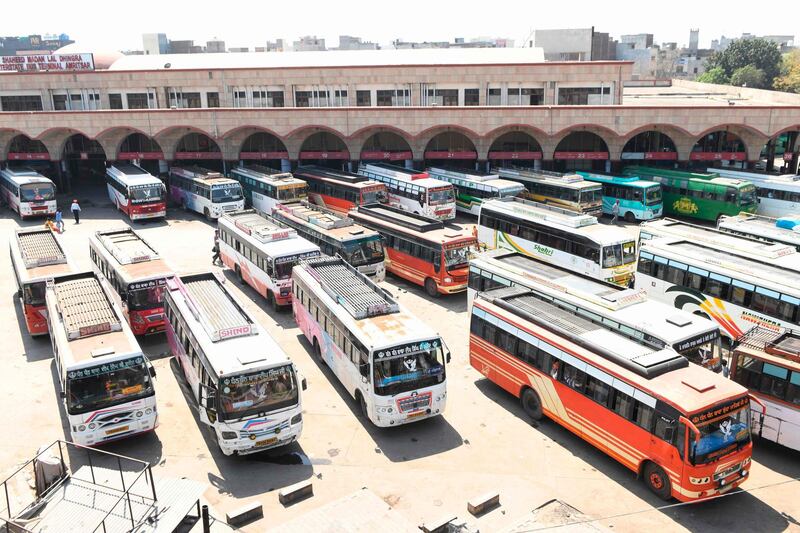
9, 228, 81, 335
294, 165, 386, 214
349, 204, 478, 297
470, 286, 757, 502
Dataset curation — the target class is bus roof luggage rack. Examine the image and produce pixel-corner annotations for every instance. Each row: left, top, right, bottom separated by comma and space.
177, 272, 255, 342
667, 240, 800, 279
490, 196, 597, 228
360, 162, 428, 179
51, 276, 122, 340
498, 166, 584, 183
236, 164, 295, 181
276, 201, 353, 230
303, 257, 398, 319
736, 326, 800, 362
16, 229, 67, 268
296, 165, 369, 184
171, 166, 224, 180
96, 227, 159, 264
224, 209, 296, 243
427, 166, 498, 181
481, 286, 687, 379
356, 203, 443, 232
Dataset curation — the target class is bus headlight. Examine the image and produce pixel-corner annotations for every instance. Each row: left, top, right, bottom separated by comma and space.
220, 431, 238, 440
291, 413, 302, 425
444, 277, 452, 283
145, 408, 153, 415
135, 411, 143, 418
78, 425, 86, 432
689, 476, 710, 485
88, 423, 96, 430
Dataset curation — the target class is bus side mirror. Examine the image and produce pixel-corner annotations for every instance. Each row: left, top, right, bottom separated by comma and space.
149, 365, 157, 378
663, 425, 675, 442
301, 377, 308, 391
59, 390, 66, 399
446, 351, 452, 364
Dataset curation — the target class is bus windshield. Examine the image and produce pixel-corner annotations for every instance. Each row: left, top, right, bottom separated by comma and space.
342, 236, 384, 267
20, 183, 55, 202
23, 281, 46, 306
428, 187, 455, 205
127, 283, 166, 311
130, 185, 164, 204
373, 340, 446, 396
645, 186, 662, 206
499, 186, 525, 199
602, 241, 637, 268
212, 185, 243, 203
444, 241, 479, 270
218, 365, 298, 420
362, 187, 386, 205
66, 357, 153, 415
580, 188, 603, 205
278, 185, 307, 201
691, 403, 751, 465
681, 338, 723, 372
739, 186, 757, 206
274, 252, 321, 279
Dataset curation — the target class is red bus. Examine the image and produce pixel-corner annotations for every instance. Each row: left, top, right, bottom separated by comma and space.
294, 165, 386, 214
349, 204, 478, 297
89, 227, 175, 335
470, 286, 756, 502
9, 228, 80, 335
105, 163, 167, 221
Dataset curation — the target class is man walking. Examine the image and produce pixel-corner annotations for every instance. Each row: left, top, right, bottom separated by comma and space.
611, 199, 620, 225
70, 199, 81, 224
54, 208, 64, 233
212, 230, 222, 266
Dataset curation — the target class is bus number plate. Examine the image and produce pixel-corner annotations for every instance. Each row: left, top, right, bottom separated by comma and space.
106, 425, 129, 435
407, 411, 426, 419
255, 437, 277, 447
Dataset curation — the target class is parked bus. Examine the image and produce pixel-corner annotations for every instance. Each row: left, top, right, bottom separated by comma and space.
349, 204, 478, 297
730, 326, 800, 452
577, 171, 663, 222
0, 167, 56, 219
718, 213, 800, 252
426, 166, 525, 216
165, 271, 305, 455
272, 201, 386, 281
294, 165, 386, 214
45, 271, 158, 446
622, 166, 757, 222
636, 238, 800, 341
10, 228, 80, 335
89, 227, 175, 335
640, 218, 800, 271
478, 197, 637, 286
496, 167, 603, 216
468, 249, 725, 371
217, 210, 321, 309
707, 167, 800, 218
229, 164, 307, 214
105, 163, 167, 221
292, 257, 449, 426
470, 285, 755, 501
168, 166, 244, 219
358, 163, 456, 220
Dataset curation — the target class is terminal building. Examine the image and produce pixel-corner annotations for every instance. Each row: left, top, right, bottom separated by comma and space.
0, 46, 798, 193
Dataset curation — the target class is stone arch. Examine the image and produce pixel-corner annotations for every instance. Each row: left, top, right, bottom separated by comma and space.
762, 128, 800, 173
285, 125, 349, 162
62, 133, 107, 186
297, 130, 350, 169
153, 126, 216, 160
172, 131, 223, 171
220, 125, 287, 162
359, 130, 414, 163
486, 127, 545, 167
552, 130, 610, 171
619, 130, 678, 164
423, 130, 478, 168
690, 128, 748, 166
3, 133, 49, 161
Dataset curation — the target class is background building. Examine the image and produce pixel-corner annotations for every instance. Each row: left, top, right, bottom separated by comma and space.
206, 40, 226, 53
336, 36, 380, 51
0, 33, 73, 55
293, 36, 326, 51
142, 33, 168, 55
534, 27, 617, 61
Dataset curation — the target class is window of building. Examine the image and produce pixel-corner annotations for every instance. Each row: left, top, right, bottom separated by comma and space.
207, 92, 219, 108
168, 91, 202, 109
126, 93, 149, 109
558, 87, 611, 105
108, 93, 123, 109
464, 88, 479, 106
356, 90, 371, 106
295, 91, 311, 107
487, 88, 501, 105
52, 94, 67, 111
376, 89, 410, 107
508, 88, 544, 105
268, 90, 284, 107
427, 88, 458, 106
333, 89, 348, 106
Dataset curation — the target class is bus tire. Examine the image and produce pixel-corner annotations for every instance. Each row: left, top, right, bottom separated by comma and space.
268, 291, 279, 312
356, 391, 369, 419
235, 264, 243, 283
521, 388, 543, 421
313, 338, 324, 364
643, 461, 672, 500
204, 207, 211, 220
424, 278, 440, 298
624, 211, 636, 224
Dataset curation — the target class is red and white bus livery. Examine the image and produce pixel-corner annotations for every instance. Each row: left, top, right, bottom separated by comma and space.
89, 227, 175, 335
294, 165, 387, 215
10, 228, 80, 335
105, 163, 166, 221
471, 286, 756, 502
0, 167, 57, 219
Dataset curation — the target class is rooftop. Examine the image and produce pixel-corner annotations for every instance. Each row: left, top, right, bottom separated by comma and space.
622, 82, 800, 107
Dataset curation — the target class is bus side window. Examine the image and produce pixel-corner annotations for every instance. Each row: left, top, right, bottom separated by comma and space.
359, 350, 370, 378
612, 390, 635, 419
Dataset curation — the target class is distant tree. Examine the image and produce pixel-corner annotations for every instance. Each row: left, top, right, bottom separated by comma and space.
706, 38, 782, 87
730, 65, 767, 88
696, 67, 729, 85
774, 50, 800, 93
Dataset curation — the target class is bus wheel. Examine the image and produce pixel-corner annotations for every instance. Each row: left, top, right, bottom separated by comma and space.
624, 211, 636, 224
425, 278, 440, 298
521, 388, 543, 421
235, 265, 243, 283
313, 338, 325, 364
268, 291, 279, 312
204, 207, 212, 220
643, 462, 672, 500
357, 392, 369, 419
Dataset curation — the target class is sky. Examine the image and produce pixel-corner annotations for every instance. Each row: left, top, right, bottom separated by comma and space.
1, 0, 795, 52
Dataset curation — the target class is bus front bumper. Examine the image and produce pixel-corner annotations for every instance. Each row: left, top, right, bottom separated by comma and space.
220, 427, 302, 456
72, 413, 158, 447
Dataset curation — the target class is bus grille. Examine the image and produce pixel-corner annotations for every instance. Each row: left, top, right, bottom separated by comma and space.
397, 393, 432, 413
240, 419, 290, 439
95, 411, 135, 428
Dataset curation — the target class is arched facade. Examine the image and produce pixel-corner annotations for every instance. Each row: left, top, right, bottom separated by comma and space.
690, 130, 747, 167
359, 131, 413, 163
298, 131, 349, 169
487, 130, 543, 168
62, 133, 107, 186
5, 134, 50, 161
423, 131, 478, 168
553, 131, 610, 171
620, 130, 678, 165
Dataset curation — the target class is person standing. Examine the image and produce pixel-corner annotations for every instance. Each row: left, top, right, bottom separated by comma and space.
611, 199, 620, 225
70, 199, 81, 224
54, 208, 64, 233
212, 230, 222, 266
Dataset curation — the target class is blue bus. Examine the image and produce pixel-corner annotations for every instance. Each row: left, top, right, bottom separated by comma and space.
577, 172, 663, 222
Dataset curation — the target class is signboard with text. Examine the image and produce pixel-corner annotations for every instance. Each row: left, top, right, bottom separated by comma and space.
0, 53, 94, 73
488, 151, 543, 160
689, 152, 746, 161
554, 151, 609, 160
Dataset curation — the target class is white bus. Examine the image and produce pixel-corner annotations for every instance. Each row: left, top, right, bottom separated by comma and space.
230, 165, 308, 215
496, 167, 603, 216
636, 238, 800, 342
169, 166, 244, 219
707, 167, 800, 218
639, 218, 800, 271
478, 197, 637, 287
468, 249, 725, 371
164, 271, 305, 456
271, 201, 386, 281
218, 209, 321, 309
292, 257, 449, 426
718, 213, 800, 252
0, 167, 57, 219
45, 271, 158, 446
730, 326, 800, 452
358, 162, 456, 220
105, 163, 167, 221
426, 166, 525, 216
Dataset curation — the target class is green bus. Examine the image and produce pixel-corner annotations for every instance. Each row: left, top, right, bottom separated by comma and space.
622, 166, 757, 222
